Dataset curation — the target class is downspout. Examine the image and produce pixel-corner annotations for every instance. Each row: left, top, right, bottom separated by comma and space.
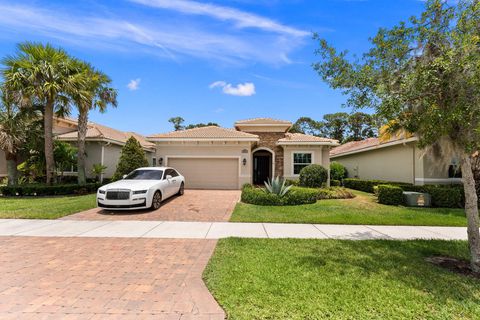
101, 142, 111, 183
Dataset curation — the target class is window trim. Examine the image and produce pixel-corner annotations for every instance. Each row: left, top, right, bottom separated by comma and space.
291, 151, 314, 176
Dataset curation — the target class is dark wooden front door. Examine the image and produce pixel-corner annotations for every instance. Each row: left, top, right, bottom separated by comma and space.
253, 154, 271, 185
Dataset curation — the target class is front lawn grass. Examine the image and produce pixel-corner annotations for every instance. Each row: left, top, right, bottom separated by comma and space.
204, 238, 480, 320
0, 194, 96, 219
231, 190, 466, 226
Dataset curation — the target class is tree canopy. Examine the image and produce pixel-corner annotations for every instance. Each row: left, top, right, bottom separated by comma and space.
313, 0, 480, 271
112, 137, 149, 180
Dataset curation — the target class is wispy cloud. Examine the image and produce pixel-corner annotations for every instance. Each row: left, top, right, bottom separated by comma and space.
0, 2, 309, 65
129, 0, 309, 37
214, 107, 225, 113
127, 78, 141, 91
210, 81, 256, 96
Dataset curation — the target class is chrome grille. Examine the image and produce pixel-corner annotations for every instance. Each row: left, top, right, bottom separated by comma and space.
106, 190, 130, 200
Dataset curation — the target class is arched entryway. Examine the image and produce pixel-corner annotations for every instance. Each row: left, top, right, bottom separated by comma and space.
253, 148, 274, 185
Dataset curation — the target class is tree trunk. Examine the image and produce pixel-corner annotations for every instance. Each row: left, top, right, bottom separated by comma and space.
460, 152, 480, 273
44, 99, 55, 185
77, 105, 88, 185
5, 151, 17, 186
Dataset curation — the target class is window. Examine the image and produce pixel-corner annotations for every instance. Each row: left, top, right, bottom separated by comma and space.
125, 169, 163, 180
293, 152, 312, 175
164, 169, 179, 179
152, 157, 157, 167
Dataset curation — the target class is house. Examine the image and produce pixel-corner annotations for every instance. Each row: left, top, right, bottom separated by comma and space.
0, 118, 155, 181
56, 122, 156, 180
147, 118, 338, 189
0, 117, 79, 178
330, 136, 462, 185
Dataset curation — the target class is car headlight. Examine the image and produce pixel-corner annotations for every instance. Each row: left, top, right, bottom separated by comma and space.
98, 189, 106, 194
133, 190, 148, 195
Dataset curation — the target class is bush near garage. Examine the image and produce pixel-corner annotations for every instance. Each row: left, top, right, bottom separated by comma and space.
241, 184, 318, 206
377, 185, 404, 205
330, 179, 341, 186
299, 164, 328, 188
343, 178, 411, 193
0, 183, 101, 197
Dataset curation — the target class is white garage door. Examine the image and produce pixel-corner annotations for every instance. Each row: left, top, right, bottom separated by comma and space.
168, 158, 239, 190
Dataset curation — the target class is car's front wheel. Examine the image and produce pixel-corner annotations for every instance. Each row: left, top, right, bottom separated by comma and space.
151, 191, 162, 210
177, 182, 185, 196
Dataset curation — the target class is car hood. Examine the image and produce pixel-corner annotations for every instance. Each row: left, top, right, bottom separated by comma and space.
102, 180, 159, 190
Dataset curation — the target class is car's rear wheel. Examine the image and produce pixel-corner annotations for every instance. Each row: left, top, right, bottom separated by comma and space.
151, 191, 162, 210
177, 182, 185, 196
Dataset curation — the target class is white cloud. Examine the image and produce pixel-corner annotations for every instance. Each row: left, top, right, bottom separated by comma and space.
214, 107, 225, 113
129, 0, 309, 37
0, 2, 309, 65
210, 81, 256, 97
127, 78, 141, 90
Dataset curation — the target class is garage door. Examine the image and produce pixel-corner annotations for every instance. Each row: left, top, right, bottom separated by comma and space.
168, 158, 239, 190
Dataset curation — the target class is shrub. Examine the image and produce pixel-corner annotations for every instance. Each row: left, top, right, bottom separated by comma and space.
241, 185, 318, 206
285, 179, 299, 186
377, 184, 404, 205
330, 179, 341, 186
0, 183, 100, 197
112, 136, 149, 181
317, 187, 355, 200
299, 164, 328, 188
264, 176, 292, 196
330, 162, 347, 181
343, 178, 412, 193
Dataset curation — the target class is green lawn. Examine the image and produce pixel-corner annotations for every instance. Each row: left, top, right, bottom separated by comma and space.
0, 194, 96, 219
204, 238, 480, 320
231, 190, 467, 226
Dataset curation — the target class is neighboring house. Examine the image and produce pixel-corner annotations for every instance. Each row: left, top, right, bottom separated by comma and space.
330, 136, 462, 185
0, 117, 79, 178
148, 118, 338, 189
56, 122, 155, 180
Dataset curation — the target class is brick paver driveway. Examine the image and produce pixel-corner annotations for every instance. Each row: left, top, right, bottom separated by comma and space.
65, 190, 240, 222
0, 236, 224, 319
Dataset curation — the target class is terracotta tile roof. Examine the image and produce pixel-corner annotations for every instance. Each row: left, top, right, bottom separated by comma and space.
148, 126, 259, 140
330, 136, 417, 156
278, 133, 339, 145
57, 122, 155, 150
234, 118, 292, 125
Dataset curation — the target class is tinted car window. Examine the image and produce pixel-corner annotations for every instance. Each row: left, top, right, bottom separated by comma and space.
125, 170, 163, 180
170, 169, 179, 177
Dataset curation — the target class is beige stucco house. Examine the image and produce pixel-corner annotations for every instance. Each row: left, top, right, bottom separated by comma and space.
147, 118, 338, 189
0, 118, 155, 181
56, 122, 155, 180
330, 136, 462, 185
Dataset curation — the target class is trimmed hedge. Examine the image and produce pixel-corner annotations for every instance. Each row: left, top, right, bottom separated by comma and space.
377, 185, 404, 205
241, 184, 318, 206
0, 183, 101, 197
299, 164, 328, 188
330, 161, 347, 181
330, 180, 341, 186
343, 178, 411, 193
344, 178, 464, 208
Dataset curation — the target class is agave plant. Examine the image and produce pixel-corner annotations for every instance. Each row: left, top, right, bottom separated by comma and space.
264, 176, 292, 197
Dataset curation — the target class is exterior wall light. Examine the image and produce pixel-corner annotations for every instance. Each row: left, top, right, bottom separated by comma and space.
242, 158, 247, 166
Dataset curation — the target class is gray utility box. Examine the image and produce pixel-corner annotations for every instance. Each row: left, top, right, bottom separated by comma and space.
403, 191, 432, 207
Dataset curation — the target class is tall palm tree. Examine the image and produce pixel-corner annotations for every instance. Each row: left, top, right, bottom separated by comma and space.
75, 62, 117, 185
0, 89, 35, 185
2, 42, 85, 184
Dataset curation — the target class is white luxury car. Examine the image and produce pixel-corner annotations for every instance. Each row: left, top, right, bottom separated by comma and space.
97, 167, 185, 210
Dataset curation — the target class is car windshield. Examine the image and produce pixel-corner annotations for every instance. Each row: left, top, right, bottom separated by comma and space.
125, 170, 163, 180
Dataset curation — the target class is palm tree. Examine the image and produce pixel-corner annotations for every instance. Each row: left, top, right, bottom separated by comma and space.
2, 42, 85, 184
0, 89, 35, 185
74, 62, 117, 185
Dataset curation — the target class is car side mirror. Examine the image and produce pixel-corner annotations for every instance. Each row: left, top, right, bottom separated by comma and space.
166, 174, 173, 180
122, 174, 127, 179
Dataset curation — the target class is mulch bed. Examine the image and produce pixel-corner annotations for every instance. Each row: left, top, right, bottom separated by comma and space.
426, 256, 480, 279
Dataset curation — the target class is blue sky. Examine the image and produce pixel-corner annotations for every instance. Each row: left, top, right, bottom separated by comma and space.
0, 0, 426, 135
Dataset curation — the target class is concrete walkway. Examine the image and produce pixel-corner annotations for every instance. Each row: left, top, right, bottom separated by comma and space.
0, 219, 469, 240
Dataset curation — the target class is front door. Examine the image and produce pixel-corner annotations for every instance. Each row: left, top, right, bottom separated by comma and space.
254, 155, 271, 185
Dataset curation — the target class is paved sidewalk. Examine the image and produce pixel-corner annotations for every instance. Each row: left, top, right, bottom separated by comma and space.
0, 219, 469, 240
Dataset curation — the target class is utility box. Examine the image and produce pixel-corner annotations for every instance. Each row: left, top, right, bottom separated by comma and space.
403, 191, 432, 207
